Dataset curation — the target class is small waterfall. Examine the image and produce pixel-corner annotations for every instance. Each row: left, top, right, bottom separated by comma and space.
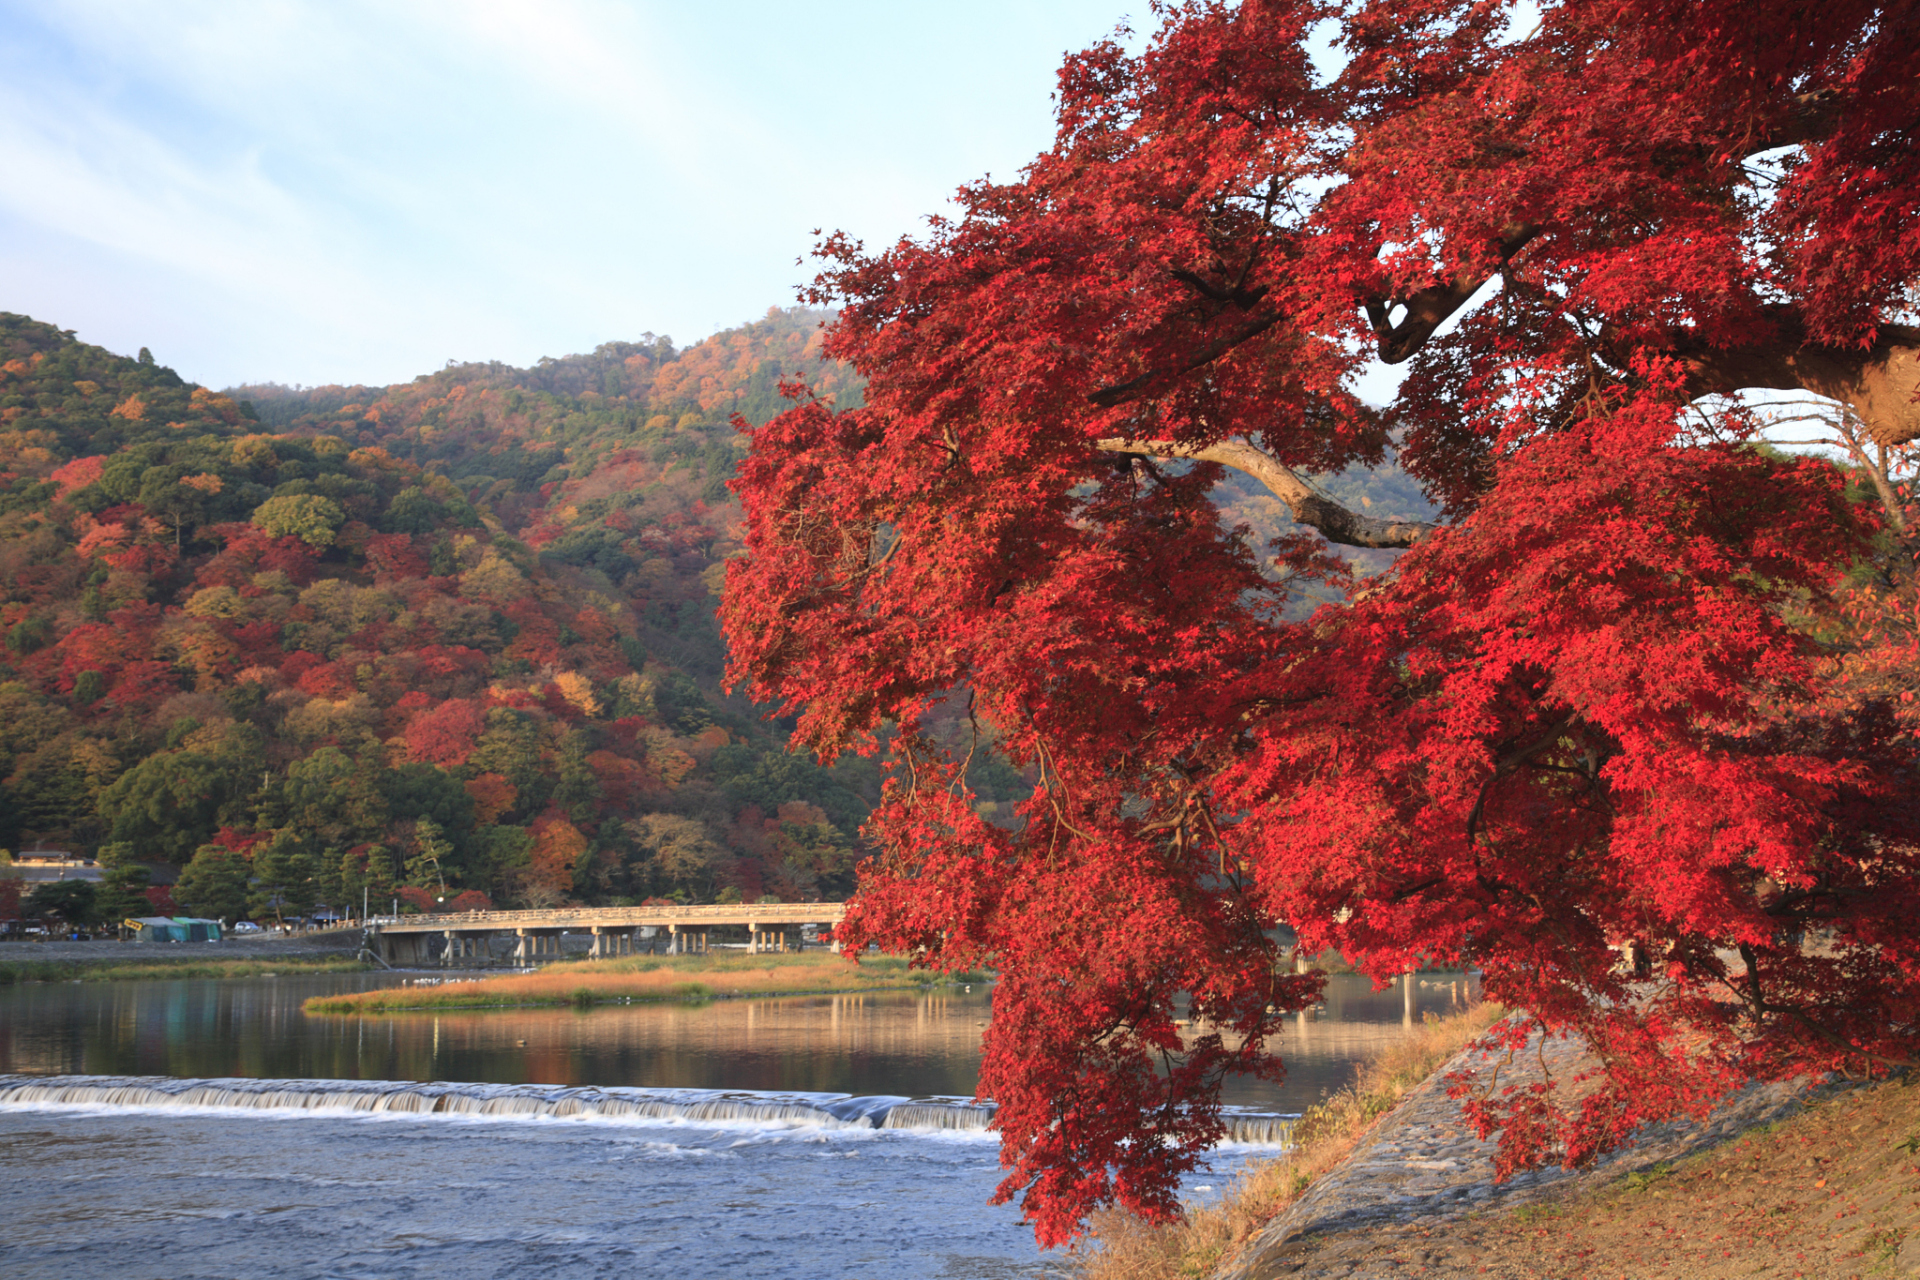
1219, 1111, 1299, 1146
0, 1075, 875, 1130
0, 1074, 1296, 1146
880, 1101, 995, 1132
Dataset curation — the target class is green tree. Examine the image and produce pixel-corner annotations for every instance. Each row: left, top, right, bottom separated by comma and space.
248, 831, 316, 924
98, 748, 243, 866
471, 710, 548, 800
26, 880, 98, 932
404, 817, 455, 904
3, 736, 105, 845
334, 848, 366, 919
278, 748, 389, 848
362, 843, 396, 904
175, 844, 252, 922
553, 731, 601, 823
136, 464, 218, 548
250, 493, 346, 547
312, 845, 346, 917
93, 843, 154, 924
469, 826, 531, 904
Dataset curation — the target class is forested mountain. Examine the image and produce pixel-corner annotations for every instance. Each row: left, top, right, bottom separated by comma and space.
0, 304, 1420, 924
0, 308, 887, 920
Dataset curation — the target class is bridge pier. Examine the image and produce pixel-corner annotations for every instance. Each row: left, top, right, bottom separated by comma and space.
514, 929, 568, 964
441, 930, 495, 966
667, 925, 709, 956
589, 926, 634, 959
748, 925, 790, 955
368, 928, 433, 966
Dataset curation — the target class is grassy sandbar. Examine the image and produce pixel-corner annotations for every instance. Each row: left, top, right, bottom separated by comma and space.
302, 951, 990, 1014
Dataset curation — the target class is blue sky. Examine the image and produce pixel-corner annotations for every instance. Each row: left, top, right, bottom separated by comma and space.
0, 1, 1139, 389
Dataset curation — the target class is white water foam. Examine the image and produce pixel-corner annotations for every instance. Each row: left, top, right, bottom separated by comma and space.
0, 1073, 1295, 1146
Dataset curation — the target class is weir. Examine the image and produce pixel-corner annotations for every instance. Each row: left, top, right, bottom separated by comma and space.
0, 1074, 1297, 1146
362, 902, 849, 968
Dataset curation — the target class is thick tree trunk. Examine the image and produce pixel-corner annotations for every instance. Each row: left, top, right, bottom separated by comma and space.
1669, 314, 1920, 447
1095, 437, 1436, 549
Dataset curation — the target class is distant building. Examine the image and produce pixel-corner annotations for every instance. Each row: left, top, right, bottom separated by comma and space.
11, 850, 104, 885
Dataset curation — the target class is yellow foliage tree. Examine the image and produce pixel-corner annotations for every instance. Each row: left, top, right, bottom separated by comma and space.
552, 671, 600, 717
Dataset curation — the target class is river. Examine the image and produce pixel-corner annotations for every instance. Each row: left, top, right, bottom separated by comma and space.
0, 966, 1478, 1279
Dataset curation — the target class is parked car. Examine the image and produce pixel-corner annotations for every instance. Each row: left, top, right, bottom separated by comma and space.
231, 921, 263, 934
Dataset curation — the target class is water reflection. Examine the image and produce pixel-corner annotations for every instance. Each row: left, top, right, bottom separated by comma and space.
0, 970, 1478, 1112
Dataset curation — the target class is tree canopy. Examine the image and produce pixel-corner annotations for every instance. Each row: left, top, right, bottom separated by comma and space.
723, 0, 1920, 1246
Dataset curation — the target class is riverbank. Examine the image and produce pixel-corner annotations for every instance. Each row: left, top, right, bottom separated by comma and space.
1305, 1074, 1920, 1279
0, 930, 370, 984
1081, 1001, 1509, 1280
301, 951, 990, 1013
1080, 1008, 1913, 1280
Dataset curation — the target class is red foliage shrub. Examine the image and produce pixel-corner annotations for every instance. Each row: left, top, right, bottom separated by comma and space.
49, 455, 104, 499
395, 886, 438, 914
402, 698, 486, 768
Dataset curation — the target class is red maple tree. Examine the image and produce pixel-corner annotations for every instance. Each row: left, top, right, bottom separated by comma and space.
723, 0, 1920, 1245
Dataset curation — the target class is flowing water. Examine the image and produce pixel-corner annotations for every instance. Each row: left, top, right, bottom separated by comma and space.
0, 965, 1479, 1279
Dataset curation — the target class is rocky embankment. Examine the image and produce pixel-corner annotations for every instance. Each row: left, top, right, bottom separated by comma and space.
1210, 1028, 1912, 1280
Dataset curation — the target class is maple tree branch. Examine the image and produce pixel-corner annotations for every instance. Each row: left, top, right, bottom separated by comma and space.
1364, 223, 1542, 364
1094, 436, 1437, 549
1088, 312, 1286, 408
1356, 92, 1845, 370
1465, 713, 1579, 848
1668, 311, 1920, 447
1824, 409, 1909, 533
1760, 87, 1846, 151
1168, 268, 1271, 310
1733, 942, 1920, 1070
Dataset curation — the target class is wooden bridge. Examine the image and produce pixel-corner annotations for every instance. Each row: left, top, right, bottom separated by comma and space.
364, 902, 849, 967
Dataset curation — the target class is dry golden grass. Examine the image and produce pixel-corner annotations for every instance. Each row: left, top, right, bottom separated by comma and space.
303, 951, 990, 1014
1076, 999, 1509, 1280
1385, 1072, 1920, 1279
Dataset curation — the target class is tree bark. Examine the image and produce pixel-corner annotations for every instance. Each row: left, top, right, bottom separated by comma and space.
1365, 223, 1542, 364
1666, 312, 1920, 447
1095, 437, 1437, 549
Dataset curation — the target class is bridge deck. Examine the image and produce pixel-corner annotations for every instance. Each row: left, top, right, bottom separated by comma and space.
370, 902, 847, 936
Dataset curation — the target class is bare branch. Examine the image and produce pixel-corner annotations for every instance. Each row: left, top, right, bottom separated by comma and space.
1095, 437, 1437, 549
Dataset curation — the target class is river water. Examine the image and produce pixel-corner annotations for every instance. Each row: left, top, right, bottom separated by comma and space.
0, 967, 1478, 1279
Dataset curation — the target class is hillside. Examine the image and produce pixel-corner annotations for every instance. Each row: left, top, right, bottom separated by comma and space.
0, 308, 884, 921
0, 307, 1429, 924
